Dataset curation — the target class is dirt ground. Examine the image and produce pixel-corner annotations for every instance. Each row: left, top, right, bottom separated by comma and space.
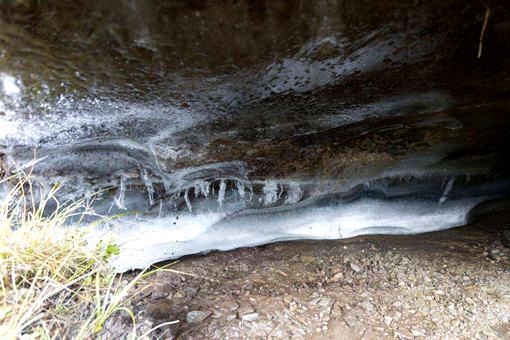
103, 213, 510, 339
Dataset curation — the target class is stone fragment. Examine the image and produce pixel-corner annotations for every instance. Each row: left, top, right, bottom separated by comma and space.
411, 328, 426, 336
332, 272, 344, 282
360, 301, 374, 313
350, 262, 362, 273
394, 327, 414, 339
186, 310, 211, 324
241, 312, 259, 321
299, 256, 315, 264
384, 315, 393, 325
237, 303, 255, 319
343, 311, 359, 328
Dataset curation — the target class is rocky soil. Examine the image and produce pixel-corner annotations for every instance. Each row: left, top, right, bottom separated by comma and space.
103, 213, 510, 339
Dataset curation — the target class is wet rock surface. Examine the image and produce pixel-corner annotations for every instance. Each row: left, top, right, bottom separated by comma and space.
1, 0, 509, 175
99, 213, 510, 339
2, 0, 509, 206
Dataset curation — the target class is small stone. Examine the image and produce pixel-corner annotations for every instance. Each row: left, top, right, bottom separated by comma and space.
223, 301, 239, 312
395, 328, 414, 339
173, 291, 185, 299
350, 262, 362, 273
237, 303, 256, 320
411, 328, 425, 336
186, 310, 211, 324
343, 311, 359, 328
392, 311, 402, 321
300, 255, 315, 264
318, 297, 332, 307
431, 312, 441, 322
332, 272, 344, 282
360, 301, 374, 313
282, 295, 294, 303
384, 316, 392, 325
241, 312, 259, 321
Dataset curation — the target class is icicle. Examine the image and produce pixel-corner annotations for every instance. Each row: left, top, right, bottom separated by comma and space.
114, 176, 127, 210
184, 189, 193, 212
194, 183, 201, 198
277, 183, 284, 201
439, 177, 454, 204
206, 181, 211, 197
141, 168, 155, 205
162, 177, 171, 192
148, 143, 163, 173
236, 181, 246, 200
199, 181, 211, 197
263, 180, 278, 206
285, 183, 303, 204
248, 184, 254, 201
218, 179, 226, 208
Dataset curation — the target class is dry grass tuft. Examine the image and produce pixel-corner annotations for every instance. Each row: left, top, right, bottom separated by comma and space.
0, 173, 159, 339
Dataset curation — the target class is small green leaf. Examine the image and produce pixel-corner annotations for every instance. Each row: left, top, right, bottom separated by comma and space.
105, 243, 120, 258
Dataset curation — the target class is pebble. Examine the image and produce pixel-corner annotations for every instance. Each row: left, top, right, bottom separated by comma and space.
411, 328, 426, 336
360, 301, 374, 313
332, 272, 344, 282
237, 303, 255, 319
384, 316, 393, 325
431, 312, 441, 322
395, 328, 414, 339
186, 311, 211, 324
318, 297, 332, 307
350, 262, 363, 273
241, 312, 260, 322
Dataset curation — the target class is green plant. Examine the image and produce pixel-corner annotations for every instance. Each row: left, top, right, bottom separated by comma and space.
0, 173, 171, 339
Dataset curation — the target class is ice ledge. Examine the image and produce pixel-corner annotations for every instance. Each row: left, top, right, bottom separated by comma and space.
90, 197, 479, 272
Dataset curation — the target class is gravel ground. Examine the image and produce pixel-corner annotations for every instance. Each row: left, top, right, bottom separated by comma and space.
102, 213, 510, 339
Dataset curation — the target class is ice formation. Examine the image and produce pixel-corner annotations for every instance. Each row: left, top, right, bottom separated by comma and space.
96, 193, 482, 272
77, 173, 508, 272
